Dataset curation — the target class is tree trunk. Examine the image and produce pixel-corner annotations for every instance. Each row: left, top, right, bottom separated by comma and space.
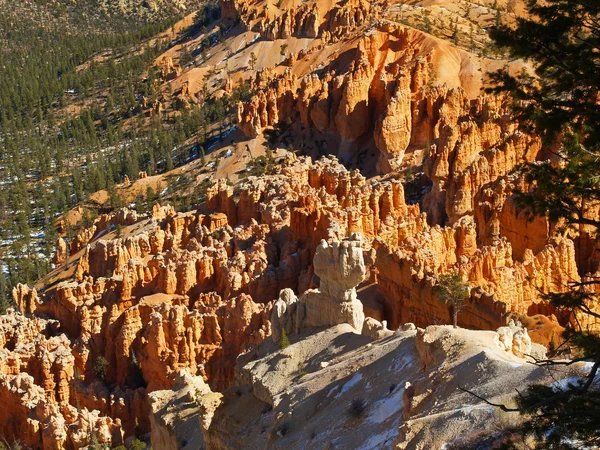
452, 307, 458, 328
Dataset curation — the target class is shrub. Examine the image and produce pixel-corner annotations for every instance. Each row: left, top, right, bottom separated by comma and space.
280, 328, 291, 349
93, 356, 109, 381
433, 273, 470, 328
277, 421, 290, 437
131, 439, 146, 450
348, 398, 367, 417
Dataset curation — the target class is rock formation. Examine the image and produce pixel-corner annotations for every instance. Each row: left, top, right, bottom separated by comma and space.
7, 146, 595, 445
495, 319, 534, 359
375, 218, 580, 330
301, 234, 366, 331
0, 310, 125, 449
12, 283, 39, 315
54, 237, 68, 266
191, 323, 589, 450
270, 288, 301, 343
271, 233, 367, 341
159, 56, 181, 81
149, 370, 222, 450
5, 0, 600, 447
223, 0, 374, 41
235, 24, 536, 179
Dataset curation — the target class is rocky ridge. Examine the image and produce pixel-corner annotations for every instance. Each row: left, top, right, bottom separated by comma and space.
149, 319, 588, 450
221, 0, 377, 42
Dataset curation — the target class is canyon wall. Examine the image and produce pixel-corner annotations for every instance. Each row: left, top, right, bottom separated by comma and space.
9, 149, 598, 448
11, 151, 593, 446
5, 0, 600, 446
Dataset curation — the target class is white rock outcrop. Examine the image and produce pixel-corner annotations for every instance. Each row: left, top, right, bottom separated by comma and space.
302, 234, 366, 331
270, 288, 303, 342
149, 370, 222, 450
494, 319, 532, 358
271, 234, 366, 342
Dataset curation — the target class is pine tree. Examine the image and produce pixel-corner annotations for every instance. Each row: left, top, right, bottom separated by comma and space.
200, 145, 206, 166
432, 274, 469, 328
452, 21, 459, 45
476, 1, 600, 447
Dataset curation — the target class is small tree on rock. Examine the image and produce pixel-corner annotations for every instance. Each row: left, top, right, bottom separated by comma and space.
249, 52, 257, 71
200, 145, 206, 166
93, 356, 109, 381
433, 274, 469, 328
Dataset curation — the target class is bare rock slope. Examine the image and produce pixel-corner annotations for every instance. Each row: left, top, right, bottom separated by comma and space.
153, 322, 590, 449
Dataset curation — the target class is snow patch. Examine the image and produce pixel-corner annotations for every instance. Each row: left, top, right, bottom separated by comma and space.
391, 353, 415, 372
552, 376, 583, 392
326, 385, 339, 398
335, 373, 363, 398
356, 427, 397, 450
367, 386, 405, 425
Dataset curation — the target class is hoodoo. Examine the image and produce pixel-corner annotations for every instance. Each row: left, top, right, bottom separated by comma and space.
0, 0, 598, 447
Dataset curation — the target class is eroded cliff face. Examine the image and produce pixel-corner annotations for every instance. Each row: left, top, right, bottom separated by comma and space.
375, 219, 582, 330
0, 311, 125, 449
230, 5, 600, 338
234, 22, 538, 187
7, 155, 426, 446
237, 25, 437, 171
6, 0, 600, 447
10, 146, 597, 446
221, 0, 375, 41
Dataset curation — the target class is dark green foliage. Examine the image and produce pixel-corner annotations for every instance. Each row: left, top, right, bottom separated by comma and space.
0, 0, 253, 304
514, 383, 600, 449
515, 133, 600, 234
347, 398, 367, 418
93, 356, 109, 381
0, 4, 183, 303
432, 274, 469, 328
130, 439, 147, 450
488, 0, 600, 145
451, 21, 459, 44
115, 224, 124, 239
244, 155, 274, 178
249, 51, 258, 71
482, 1, 600, 448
